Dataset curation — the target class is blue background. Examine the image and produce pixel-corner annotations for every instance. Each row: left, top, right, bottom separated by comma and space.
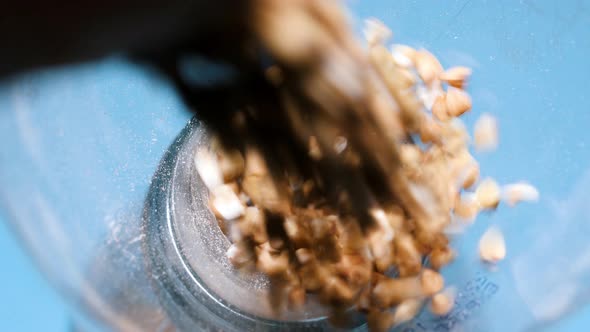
0, 220, 68, 331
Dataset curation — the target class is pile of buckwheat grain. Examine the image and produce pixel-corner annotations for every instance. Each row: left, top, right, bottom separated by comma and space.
192, 10, 538, 332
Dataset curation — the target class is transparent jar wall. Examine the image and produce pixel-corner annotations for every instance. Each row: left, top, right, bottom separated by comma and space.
0, 61, 192, 330
0, 1, 588, 331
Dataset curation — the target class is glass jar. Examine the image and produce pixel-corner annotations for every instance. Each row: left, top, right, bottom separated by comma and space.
1, 1, 589, 331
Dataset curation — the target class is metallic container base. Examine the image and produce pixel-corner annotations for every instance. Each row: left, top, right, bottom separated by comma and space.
144, 118, 367, 331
